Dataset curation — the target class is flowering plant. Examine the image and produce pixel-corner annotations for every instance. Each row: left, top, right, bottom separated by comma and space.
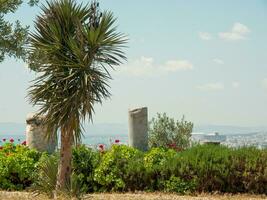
98, 144, 105, 153
115, 139, 120, 144
0, 143, 42, 190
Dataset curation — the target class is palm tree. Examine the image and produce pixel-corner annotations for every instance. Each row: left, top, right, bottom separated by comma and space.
27, 0, 127, 190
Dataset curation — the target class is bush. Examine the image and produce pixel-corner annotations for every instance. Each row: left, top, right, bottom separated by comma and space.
32, 145, 100, 196
227, 147, 267, 193
94, 145, 144, 191
174, 144, 232, 192
31, 153, 58, 197
1, 142, 267, 194
163, 144, 267, 194
148, 113, 193, 150
0, 143, 42, 190
161, 176, 196, 194
72, 145, 100, 192
144, 147, 176, 169
143, 147, 196, 193
92, 145, 194, 193
142, 144, 267, 194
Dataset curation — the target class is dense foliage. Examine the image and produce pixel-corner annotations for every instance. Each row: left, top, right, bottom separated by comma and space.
0, 0, 38, 62
32, 151, 88, 199
0, 143, 41, 190
94, 145, 144, 192
72, 145, 100, 193
31, 153, 59, 197
0, 143, 266, 194
148, 113, 193, 150
94, 145, 267, 194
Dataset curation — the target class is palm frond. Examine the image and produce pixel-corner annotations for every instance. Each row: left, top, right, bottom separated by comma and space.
27, 0, 127, 141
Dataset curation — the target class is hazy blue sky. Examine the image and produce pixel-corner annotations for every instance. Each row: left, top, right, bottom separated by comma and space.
0, 0, 267, 126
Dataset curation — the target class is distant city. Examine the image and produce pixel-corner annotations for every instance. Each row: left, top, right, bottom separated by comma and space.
222, 132, 267, 149
0, 122, 266, 149
191, 132, 267, 149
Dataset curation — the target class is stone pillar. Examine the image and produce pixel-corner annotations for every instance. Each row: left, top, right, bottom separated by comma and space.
26, 113, 57, 153
128, 107, 148, 151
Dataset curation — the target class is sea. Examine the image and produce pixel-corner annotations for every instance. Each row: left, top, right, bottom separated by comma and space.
0, 134, 129, 148
0, 123, 267, 148
0, 122, 129, 147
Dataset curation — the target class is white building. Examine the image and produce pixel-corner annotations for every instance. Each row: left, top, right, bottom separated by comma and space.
191, 132, 226, 144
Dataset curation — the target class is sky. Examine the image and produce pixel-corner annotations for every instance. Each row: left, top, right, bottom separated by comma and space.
0, 0, 267, 127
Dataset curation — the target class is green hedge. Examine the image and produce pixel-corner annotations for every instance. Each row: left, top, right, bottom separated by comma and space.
0, 143, 266, 194
0, 143, 42, 190
92, 144, 267, 194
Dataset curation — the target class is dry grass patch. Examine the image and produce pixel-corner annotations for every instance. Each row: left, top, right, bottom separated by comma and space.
87, 193, 267, 200
0, 191, 266, 200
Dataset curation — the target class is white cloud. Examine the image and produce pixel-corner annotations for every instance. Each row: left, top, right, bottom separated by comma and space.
131, 37, 145, 44
116, 56, 193, 77
232, 81, 240, 89
117, 56, 155, 76
219, 32, 245, 41
164, 60, 193, 71
232, 23, 250, 34
196, 82, 224, 91
262, 78, 267, 90
213, 58, 224, 65
140, 56, 154, 66
219, 22, 251, 41
198, 32, 212, 40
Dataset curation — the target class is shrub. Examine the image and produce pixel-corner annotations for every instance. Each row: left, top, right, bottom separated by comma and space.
161, 176, 196, 194
72, 145, 100, 192
144, 147, 176, 169
32, 145, 100, 198
0, 143, 42, 190
175, 144, 232, 192
138, 147, 196, 193
143, 147, 176, 190
227, 147, 267, 193
94, 145, 144, 191
1, 142, 267, 195
164, 144, 267, 194
148, 113, 193, 150
31, 153, 58, 197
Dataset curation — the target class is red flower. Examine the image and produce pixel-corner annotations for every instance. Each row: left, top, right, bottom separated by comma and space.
22, 141, 26, 145
167, 143, 176, 148
115, 139, 120, 143
9, 138, 14, 143
2, 138, 6, 142
98, 144, 105, 151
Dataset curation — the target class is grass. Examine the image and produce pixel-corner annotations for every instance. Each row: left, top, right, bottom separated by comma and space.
0, 191, 266, 200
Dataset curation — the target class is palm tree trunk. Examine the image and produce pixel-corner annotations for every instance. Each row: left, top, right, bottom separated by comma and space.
56, 127, 72, 191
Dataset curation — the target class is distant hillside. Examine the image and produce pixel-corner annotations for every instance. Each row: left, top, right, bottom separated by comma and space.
0, 122, 266, 136
83, 123, 128, 136
0, 122, 128, 136
193, 125, 267, 135
0, 123, 26, 135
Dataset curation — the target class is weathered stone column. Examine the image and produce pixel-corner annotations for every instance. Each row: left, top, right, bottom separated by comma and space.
128, 107, 148, 151
26, 113, 57, 153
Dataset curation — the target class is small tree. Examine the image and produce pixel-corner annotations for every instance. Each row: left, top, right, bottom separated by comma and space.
148, 113, 193, 150
28, 0, 127, 191
0, 0, 38, 62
